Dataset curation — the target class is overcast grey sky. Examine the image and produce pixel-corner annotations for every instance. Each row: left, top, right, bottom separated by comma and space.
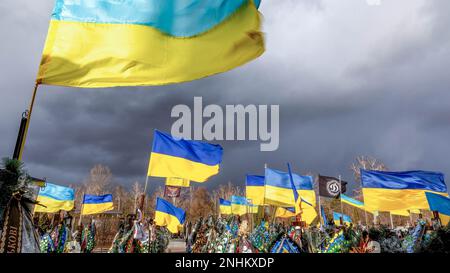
1, 0, 449, 193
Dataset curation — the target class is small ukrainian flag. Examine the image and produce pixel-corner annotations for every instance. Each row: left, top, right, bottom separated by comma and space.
231, 196, 248, 216
246, 175, 265, 206
155, 198, 186, 234
35, 183, 75, 213
341, 194, 364, 209
219, 198, 232, 215
81, 194, 114, 215
148, 130, 223, 182
333, 212, 352, 226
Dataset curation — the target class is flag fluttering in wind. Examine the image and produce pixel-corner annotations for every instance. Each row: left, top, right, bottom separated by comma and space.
219, 198, 232, 215
333, 212, 352, 226
166, 177, 190, 188
148, 130, 223, 182
341, 194, 364, 209
264, 168, 299, 208
246, 175, 265, 206
361, 170, 447, 212
318, 175, 347, 199
81, 194, 114, 215
35, 183, 74, 213
231, 195, 248, 216
37, 0, 265, 88
154, 198, 186, 234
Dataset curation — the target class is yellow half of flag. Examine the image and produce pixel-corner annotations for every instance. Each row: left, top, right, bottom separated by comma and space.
37, 0, 264, 88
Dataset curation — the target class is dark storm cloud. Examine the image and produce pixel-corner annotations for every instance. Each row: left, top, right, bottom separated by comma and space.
1, 0, 450, 192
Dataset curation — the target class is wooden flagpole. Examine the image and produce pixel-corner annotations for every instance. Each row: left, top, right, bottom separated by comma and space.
17, 83, 40, 161
389, 212, 394, 229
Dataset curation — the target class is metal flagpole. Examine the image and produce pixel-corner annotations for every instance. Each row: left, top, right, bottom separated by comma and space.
16, 83, 40, 161
78, 193, 85, 226
339, 175, 344, 225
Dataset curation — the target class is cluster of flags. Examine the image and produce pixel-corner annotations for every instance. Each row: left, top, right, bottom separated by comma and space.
34, 183, 115, 216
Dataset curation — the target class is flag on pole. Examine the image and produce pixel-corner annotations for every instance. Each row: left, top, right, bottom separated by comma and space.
333, 212, 352, 226
292, 175, 316, 211
361, 170, 447, 211
148, 130, 223, 182
166, 177, 190, 188
81, 194, 114, 215
245, 175, 265, 205
231, 196, 248, 216
154, 197, 186, 234
341, 194, 364, 209
318, 175, 347, 199
37, 0, 265, 88
35, 183, 74, 213
219, 199, 232, 215
264, 168, 299, 207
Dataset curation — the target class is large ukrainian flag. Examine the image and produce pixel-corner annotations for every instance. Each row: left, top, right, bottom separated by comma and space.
219, 198, 232, 215
148, 130, 223, 182
37, 0, 265, 88
35, 183, 75, 213
246, 175, 265, 206
361, 170, 448, 212
81, 194, 114, 215
154, 198, 186, 233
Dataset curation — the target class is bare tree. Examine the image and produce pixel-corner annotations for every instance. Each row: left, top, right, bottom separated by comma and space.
350, 156, 388, 199
84, 165, 112, 195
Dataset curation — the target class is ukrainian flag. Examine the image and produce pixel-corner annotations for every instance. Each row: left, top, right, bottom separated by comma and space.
341, 194, 364, 209
231, 195, 248, 216
37, 0, 264, 88
81, 194, 114, 215
35, 183, 74, 213
264, 168, 309, 208
166, 177, 190, 188
154, 198, 186, 234
246, 175, 265, 206
333, 212, 352, 226
293, 175, 316, 211
219, 198, 232, 215
148, 130, 223, 182
361, 170, 448, 212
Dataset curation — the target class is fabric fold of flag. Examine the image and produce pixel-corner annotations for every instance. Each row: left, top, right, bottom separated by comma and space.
154, 198, 186, 233
245, 175, 265, 205
81, 194, 114, 215
35, 183, 75, 213
219, 198, 232, 215
37, 0, 265, 88
361, 170, 448, 211
148, 130, 223, 182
